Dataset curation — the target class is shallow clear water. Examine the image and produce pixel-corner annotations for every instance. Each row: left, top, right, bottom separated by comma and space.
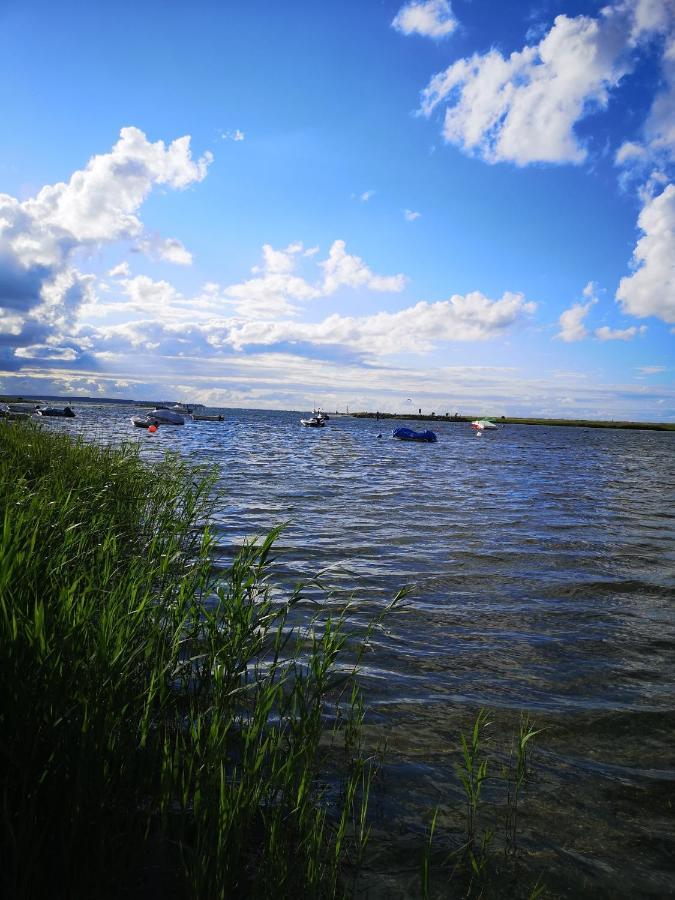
40, 405, 675, 896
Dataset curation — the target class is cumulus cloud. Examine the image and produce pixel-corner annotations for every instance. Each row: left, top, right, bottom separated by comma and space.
108, 261, 130, 278
320, 240, 406, 294
556, 293, 597, 341
616, 183, 675, 322
196, 290, 536, 355
359, 190, 375, 202
615, 12, 675, 181
392, 0, 458, 39
420, 2, 672, 165
0, 126, 211, 355
404, 209, 422, 221
0, 308, 24, 335
79, 287, 536, 364
23, 126, 211, 245
137, 234, 193, 265
224, 243, 322, 317
14, 344, 78, 361
222, 240, 406, 318
595, 324, 647, 339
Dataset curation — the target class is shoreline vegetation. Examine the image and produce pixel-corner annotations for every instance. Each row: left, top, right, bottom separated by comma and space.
351, 412, 675, 431
1, 422, 386, 898
0, 420, 553, 898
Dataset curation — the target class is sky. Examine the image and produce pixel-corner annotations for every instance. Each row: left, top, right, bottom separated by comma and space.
0, 0, 673, 419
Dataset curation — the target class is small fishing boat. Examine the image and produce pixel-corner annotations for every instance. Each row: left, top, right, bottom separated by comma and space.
471, 419, 498, 430
393, 427, 437, 443
131, 416, 159, 428
37, 406, 75, 418
301, 416, 325, 427
7, 402, 43, 415
148, 407, 187, 425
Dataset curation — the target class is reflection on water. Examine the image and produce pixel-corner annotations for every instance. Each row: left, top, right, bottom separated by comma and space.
39, 405, 675, 896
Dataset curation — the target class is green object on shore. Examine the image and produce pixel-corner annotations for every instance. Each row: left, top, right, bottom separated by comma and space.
0, 422, 376, 898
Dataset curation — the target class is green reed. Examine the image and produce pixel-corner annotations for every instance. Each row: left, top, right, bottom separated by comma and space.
421, 709, 545, 899
0, 422, 378, 899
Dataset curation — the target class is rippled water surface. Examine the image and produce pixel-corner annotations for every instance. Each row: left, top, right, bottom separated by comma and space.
44, 405, 675, 897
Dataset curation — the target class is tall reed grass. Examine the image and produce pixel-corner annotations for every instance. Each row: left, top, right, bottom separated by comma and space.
0, 422, 376, 899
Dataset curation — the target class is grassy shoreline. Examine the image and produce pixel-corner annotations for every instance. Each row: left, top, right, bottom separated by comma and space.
351, 411, 675, 431
0, 422, 380, 898
1, 420, 573, 898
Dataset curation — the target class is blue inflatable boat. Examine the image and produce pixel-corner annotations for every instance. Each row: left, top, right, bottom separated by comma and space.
392, 427, 437, 443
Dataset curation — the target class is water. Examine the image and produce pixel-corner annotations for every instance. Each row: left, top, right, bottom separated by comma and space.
39, 405, 675, 897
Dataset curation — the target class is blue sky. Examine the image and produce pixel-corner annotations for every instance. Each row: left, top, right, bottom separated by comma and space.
0, 0, 673, 418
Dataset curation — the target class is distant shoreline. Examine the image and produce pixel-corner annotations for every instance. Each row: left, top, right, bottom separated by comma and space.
350, 412, 675, 431
2, 394, 673, 431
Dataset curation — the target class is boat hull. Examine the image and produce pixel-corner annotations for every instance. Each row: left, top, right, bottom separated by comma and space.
393, 428, 437, 443
37, 407, 75, 418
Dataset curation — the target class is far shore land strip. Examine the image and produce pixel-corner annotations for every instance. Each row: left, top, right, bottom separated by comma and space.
2, 394, 674, 431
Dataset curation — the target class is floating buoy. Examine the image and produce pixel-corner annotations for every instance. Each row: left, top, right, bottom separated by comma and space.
148, 424, 157, 433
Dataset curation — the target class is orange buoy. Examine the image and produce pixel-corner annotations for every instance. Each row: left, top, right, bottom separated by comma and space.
148, 424, 157, 433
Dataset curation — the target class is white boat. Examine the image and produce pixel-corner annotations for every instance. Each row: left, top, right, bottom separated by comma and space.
471, 419, 498, 430
170, 402, 202, 416
131, 415, 159, 428
7, 402, 42, 414
300, 416, 325, 427
149, 407, 187, 425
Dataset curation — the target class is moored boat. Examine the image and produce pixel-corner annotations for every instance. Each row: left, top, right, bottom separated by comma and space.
37, 406, 75, 418
393, 427, 437, 443
148, 407, 187, 425
301, 416, 325, 427
6, 402, 42, 415
131, 416, 159, 428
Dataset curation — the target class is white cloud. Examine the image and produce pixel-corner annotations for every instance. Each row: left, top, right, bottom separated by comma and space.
0, 127, 211, 350
359, 190, 375, 202
404, 209, 422, 221
225, 243, 322, 317
595, 324, 647, 340
24, 126, 211, 246
556, 295, 597, 341
222, 129, 246, 142
420, 2, 671, 165
80, 287, 536, 362
320, 240, 406, 294
222, 240, 406, 317
392, 0, 458, 39
0, 309, 24, 335
137, 235, 193, 265
636, 364, 666, 374
616, 183, 675, 322
615, 140, 650, 166
14, 344, 78, 361
108, 261, 130, 278
214, 290, 535, 354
